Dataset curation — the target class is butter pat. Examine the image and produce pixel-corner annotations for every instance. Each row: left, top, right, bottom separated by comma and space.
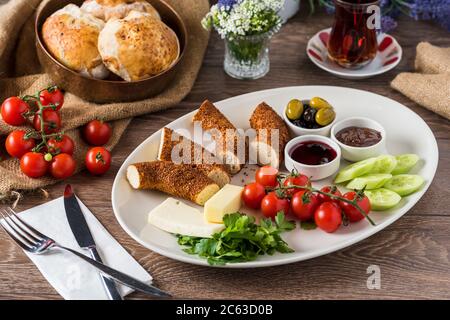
204, 184, 243, 223
148, 198, 224, 238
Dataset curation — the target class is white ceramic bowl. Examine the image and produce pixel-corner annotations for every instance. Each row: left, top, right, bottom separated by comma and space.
330, 117, 386, 162
284, 135, 341, 181
282, 100, 336, 137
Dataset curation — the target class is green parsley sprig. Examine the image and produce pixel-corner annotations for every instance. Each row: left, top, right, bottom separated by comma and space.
177, 212, 296, 266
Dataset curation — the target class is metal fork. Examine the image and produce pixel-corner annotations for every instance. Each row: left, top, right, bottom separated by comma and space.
0, 207, 170, 298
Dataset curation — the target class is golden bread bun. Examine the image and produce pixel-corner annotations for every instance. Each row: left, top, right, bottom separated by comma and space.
42, 4, 109, 79
81, 0, 160, 21
98, 10, 179, 81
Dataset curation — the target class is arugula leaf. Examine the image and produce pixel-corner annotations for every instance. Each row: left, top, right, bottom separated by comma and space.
177, 212, 296, 265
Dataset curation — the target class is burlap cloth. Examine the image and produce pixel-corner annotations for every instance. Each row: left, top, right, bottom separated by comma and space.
0, 0, 210, 196
391, 42, 450, 120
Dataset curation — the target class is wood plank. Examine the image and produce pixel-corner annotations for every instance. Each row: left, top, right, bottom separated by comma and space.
0, 11, 449, 300
1, 215, 449, 300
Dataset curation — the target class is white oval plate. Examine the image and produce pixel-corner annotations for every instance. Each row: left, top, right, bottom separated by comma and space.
112, 86, 438, 268
306, 28, 402, 79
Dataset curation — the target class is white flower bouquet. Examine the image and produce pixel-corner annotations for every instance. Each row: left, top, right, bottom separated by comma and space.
202, 0, 285, 79
202, 0, 284, 39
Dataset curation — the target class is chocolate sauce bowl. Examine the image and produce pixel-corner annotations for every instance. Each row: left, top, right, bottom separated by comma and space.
331, 117, 386, 162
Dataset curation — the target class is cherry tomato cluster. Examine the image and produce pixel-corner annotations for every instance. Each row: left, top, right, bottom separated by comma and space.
242, 166, 373, 233
1, 86, 112, 179
2, 87, 76, 179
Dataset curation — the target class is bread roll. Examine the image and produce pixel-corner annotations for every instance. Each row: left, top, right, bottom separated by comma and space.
42, 4, 109, 79
192, 100, 245, 174
157, 127, 230, 187
249, 102, 290, 169
98, 10, 179, 81
158, 127, 217, 165
127, 161, 220, 206
81, 0, 160, 21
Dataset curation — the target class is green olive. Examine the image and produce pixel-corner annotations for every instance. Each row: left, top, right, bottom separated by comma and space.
286, 99, 304, 120
310, 97, 332, 109
315, 107, 336, 126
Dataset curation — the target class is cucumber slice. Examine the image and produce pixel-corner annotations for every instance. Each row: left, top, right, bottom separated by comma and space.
371, 155, 397, 174
384, 174, 424, 196
346, 174, 392, 190
365, 188, 402, 211
391, 154, 420, 175
334, 157, 377, 184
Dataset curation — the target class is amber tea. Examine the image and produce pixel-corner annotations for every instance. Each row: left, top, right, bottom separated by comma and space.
328, 0, 380, 69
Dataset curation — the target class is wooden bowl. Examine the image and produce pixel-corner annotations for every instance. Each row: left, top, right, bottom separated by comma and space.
35, 0, 187, 103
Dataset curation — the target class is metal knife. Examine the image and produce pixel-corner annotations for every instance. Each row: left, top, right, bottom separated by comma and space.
64, 184, 123, 300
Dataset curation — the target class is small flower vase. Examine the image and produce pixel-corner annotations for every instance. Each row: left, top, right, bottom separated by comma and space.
223, 30, 275, 80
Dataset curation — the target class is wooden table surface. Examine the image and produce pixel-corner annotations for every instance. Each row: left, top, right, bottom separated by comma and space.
1, 12, 449, 300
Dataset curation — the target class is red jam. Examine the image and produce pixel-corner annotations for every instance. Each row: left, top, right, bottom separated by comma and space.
289, 141, 337, 165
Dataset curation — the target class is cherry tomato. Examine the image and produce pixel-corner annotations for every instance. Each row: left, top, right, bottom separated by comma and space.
260, 192, 290, 218
20, 152, 48, 178
5, 130, 36, 158
50, 153, 76, 179
85, 147, 111, 175
339, 191, 371, 222
1, 97, 30, 126
242, 182, 266, 209
318, 185, 342, 204
33, 109, 61, 134
39, 88, 64, 111
82, 120, 112, 146
314, 202, 343, 233
255, 166, 279, 188
291, 190, 320, 221
283, 173, 310, 196
47, 135, 75, 155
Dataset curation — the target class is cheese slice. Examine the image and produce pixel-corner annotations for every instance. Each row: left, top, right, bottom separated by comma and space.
148, 198, 224, 238
204, 184, 243, 223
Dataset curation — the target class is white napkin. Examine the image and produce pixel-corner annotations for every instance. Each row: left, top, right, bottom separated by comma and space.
15, 197, 152, 300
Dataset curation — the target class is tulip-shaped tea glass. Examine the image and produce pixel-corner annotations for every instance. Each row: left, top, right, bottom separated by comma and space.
328, 0, 380, 69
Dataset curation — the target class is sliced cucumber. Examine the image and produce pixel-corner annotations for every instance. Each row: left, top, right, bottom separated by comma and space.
334, 157, 377, 184
346, 174, 392, 190
384, 174, 424, 196
391, 154, 420, 175
371, 155, 397, 174
365, 188, 402, 211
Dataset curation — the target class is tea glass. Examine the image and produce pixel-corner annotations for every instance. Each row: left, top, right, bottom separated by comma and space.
328, 0, 380, 69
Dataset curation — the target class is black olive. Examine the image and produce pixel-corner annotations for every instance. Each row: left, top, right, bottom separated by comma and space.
302, 106, 317, 125
292, 119, 306, 127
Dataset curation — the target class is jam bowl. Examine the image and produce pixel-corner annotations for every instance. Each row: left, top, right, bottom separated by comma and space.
283, 98, 337, 137
284, 135, 341, 181
330, 117, 386, 162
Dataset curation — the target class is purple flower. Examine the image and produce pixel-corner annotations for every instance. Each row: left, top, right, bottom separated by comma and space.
380, 0, 391, 7
381, 15, 398, 33
407, 0, 450, 31
321, 0, 450, 32
218, 0, 238, 9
